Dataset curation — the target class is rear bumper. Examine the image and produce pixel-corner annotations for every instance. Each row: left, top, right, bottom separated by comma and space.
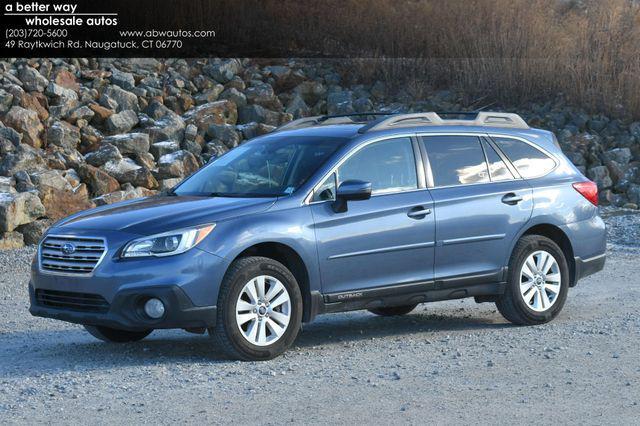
29, 283, 217, 331
573, 253, 606, 284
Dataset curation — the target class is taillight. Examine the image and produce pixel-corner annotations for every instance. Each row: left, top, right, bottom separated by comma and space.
572, 181, 598, 206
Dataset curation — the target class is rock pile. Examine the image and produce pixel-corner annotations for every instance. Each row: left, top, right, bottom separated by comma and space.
0, 58, 639, 248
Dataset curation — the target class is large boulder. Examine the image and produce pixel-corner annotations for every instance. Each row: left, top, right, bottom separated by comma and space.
110, 68, 136, 90
237, 122, 275, 140
245, 82, 281, 109
587, 166, 613, 189
46, 121, 81, 150
88, 103, 114, 125
67, 105, 95, 124
18, 66, 49, 92
0, 127, 22, 146
0, 144, 47, 176
207, 124, 241, 149
105, 109, 139, 134
353, 97, 373, 113
37, 183, 95, 221
602, 147, 632, 166
219, 87, 247, 108
194, 84, 224, 105
16, 218, 54, 245
102, 85, 139, 112
45, 81, 78, 102
286, 94, 310, 118
132, 152, 156, 170
147, 114, 185, 143
102, 158, 158, 189
238, 104, 289, 126
157, 150, 199, 179
79, 125, 104, 154
93, 186, 157, 206
158, 177, 182, 192
102, 133, 150, 155
84, 143, 122, 167
53, 69, 80, 92
13, 171, 36, 192
145, 101, 175, 120
30, 169, 74, 192
14, 90, 49, 121
183, 100, 237, 132
77, 163, 121, 196
327, 91, 354, 115
150, 141, 180, 160
0, 192, 46, 232
204, 59, 242, 84
3, 106, 44, 148
294, 81, 326, 105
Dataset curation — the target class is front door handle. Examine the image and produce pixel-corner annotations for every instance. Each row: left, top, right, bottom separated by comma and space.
502, 193, 523, 205
407, 207, 432, 218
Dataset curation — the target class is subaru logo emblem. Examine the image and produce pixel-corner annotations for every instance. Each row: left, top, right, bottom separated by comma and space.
61, 243, 76, 255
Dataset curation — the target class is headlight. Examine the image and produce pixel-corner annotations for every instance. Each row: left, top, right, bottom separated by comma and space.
121, 224, 215, 258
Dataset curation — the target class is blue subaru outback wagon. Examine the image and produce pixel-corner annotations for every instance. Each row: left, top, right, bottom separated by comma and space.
30, 112, 606, 360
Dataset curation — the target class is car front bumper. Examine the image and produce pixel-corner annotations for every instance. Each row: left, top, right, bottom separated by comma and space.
29, 227, 228, 331
29, 283, 217, 331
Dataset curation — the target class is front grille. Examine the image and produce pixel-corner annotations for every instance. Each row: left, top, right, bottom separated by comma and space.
40, 235, 106, 275
35, 289, 110, 313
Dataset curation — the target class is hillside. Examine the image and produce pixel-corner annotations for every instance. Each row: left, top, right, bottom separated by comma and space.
0, 57, 639, 248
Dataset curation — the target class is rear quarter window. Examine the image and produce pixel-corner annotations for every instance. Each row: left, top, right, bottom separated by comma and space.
492, 137, 556, 178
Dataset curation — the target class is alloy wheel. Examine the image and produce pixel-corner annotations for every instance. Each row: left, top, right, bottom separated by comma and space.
235, 275, 291, 346
519, 250, 562, 312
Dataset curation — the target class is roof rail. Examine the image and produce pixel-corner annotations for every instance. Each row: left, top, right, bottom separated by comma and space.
359, 111, 529, 133
276, 115, 323, 131
275, 113, 395, 132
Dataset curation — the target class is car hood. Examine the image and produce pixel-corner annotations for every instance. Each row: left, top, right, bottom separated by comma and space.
53, 195, 277, 235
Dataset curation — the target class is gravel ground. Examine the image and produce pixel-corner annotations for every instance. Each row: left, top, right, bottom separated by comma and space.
1, 211, 639, 425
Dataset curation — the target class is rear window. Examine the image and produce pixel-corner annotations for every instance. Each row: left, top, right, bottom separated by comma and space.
492, 137, 556, 178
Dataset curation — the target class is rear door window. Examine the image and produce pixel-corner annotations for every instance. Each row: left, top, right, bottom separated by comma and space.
421, 136, 489, 187
492, 137, 556, 178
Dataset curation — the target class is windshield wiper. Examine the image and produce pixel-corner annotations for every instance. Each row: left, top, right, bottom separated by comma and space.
207, 192, 234, 197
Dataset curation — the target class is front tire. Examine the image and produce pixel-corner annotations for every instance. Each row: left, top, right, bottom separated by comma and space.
368, 304, 418, 316
210, 256, 303, 361
84, 325, 152, 343
496, 235, 569, 325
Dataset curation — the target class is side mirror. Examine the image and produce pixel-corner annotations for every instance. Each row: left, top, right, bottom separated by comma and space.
333, 180, 372, 212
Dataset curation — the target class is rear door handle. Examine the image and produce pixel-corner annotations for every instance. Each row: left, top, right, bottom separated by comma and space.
407, 207, 432, 218
502, 193, 523, 205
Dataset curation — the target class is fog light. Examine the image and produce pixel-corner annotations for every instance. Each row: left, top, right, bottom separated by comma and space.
144, 298, 165, 319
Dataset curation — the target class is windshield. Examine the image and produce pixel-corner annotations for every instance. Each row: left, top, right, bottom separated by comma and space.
173, 136, 347, 197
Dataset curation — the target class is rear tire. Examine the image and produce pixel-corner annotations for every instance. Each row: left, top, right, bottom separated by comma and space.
368, 304, 418, 317
84, 325, 152, 343
496, 235, 569, 325
210, 256, 303, 361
